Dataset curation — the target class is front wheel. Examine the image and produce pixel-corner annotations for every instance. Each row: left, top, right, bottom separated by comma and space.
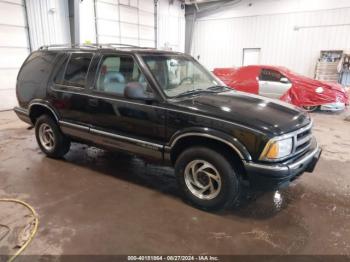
175, 147, 241, 211
302, 105, 319, 112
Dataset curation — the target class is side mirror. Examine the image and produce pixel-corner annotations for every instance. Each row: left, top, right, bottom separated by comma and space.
124, 82, 155, 101
280, 77, 289, 84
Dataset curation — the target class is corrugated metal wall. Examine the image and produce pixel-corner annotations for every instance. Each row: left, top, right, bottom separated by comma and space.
0, 0, 29, 110
191, 7, 350, 76
79, 0, 96, 43
26, 0, 71, 50
92, 0, 156, 47
79, 0, 185, 51
157, 0, 185, 51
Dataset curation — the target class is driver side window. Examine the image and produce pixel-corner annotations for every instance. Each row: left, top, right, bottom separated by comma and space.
96, 55, 151, 96
259, 69, 285, 82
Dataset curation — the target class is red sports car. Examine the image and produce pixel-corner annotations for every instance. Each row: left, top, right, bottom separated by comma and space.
213, 65, 349, 112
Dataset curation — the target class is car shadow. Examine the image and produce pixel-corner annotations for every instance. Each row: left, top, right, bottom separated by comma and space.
311, 110, 344, 116
60, 143, 297, 219
64, 143, 180, 196
221, 187, 296, 219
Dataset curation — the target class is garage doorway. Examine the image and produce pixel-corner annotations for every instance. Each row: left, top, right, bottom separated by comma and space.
0, 0, 30, 111
242, 48, 261, 66
94, 0, 156, 47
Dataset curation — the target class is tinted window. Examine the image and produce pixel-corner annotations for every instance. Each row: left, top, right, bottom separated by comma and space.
63, 53, 92, 87
96, 55, 150, 96
259, 69, 284, 82
53, 56, 69, 84
19, 52, 57, 83
17, 51, 58, 100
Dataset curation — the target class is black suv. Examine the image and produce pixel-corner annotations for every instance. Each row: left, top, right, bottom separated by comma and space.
14, 44, 321, 211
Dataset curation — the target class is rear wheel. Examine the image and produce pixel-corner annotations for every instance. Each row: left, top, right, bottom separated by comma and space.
35, 115, 71, 158
175, 147, 241, 211
302, 105, 318, 112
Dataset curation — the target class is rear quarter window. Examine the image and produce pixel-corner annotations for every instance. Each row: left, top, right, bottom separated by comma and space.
17, 51, 58, 101
18, 52, 57, 83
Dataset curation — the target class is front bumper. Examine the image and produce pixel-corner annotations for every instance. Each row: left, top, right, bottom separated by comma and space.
243, 140, 322, 190
319, 102, 345, 112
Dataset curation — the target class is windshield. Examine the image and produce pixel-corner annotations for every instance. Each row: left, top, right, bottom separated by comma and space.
142, 55, 224, 97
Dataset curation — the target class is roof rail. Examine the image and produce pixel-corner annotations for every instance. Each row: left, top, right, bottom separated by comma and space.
99, 43, 155, 49
103, 43, 139, 48
38, 43, 156, 50
39, 43, 99, 50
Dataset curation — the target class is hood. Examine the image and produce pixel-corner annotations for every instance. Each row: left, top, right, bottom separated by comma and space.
282, 73, 349, 106
292, 75, 342, 91
172, 91, 310, 136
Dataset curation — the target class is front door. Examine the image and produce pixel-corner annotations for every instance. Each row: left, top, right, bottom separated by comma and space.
86, 53, 166, 159
258, 68, 292, 99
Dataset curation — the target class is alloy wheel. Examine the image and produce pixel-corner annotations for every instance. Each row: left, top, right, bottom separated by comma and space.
38, 123, 55, 151
184, 160, 222, 200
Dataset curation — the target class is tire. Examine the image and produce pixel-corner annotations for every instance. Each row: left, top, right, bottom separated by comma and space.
302, 105, 318, 112
35, 115, 71, 158
175, 147, 241, 211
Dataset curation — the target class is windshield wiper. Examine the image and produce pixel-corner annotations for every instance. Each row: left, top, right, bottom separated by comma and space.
206, 85, 231, 91
174, 88, 212, 98
174, 86, 231, 98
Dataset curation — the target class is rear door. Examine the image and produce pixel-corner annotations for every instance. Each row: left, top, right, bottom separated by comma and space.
49, 52, 95, 125
258, 68, 292, 99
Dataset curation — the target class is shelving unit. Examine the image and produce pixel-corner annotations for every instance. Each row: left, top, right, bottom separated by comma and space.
315, 50, 342, 83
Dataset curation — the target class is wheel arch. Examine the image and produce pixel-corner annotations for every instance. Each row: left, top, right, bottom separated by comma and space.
29, 102, 59, 124
167, 129, 252, 178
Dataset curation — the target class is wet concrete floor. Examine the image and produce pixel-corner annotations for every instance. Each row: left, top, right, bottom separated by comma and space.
0, 110, 350, 255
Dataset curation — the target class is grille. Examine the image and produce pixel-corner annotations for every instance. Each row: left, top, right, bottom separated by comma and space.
294, 123, 312, 155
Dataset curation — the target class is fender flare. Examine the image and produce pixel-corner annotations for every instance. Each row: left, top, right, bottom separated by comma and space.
167, 127, 252, 161
28, 100, 60, 123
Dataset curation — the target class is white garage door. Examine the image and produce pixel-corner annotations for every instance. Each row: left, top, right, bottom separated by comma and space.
0, 0, 30, 111
96, 0, 155, 47
243, 48, 261, 66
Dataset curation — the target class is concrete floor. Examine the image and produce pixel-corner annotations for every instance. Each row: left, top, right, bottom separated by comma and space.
0, 110, 350, 256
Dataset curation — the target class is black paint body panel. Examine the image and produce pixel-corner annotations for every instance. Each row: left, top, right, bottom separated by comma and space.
14, 48, 317, 190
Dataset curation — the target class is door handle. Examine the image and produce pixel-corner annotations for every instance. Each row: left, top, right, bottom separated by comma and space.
88, 98, 98, 107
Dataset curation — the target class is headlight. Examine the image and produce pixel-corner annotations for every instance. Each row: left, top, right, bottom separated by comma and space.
260, 138, 293, 160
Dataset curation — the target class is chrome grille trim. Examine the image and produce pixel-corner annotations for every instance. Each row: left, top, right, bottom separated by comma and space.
294, 121, 313, 136
294, 123, 313, 156
295, 134, 312, 148
295, 143, 311, 155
